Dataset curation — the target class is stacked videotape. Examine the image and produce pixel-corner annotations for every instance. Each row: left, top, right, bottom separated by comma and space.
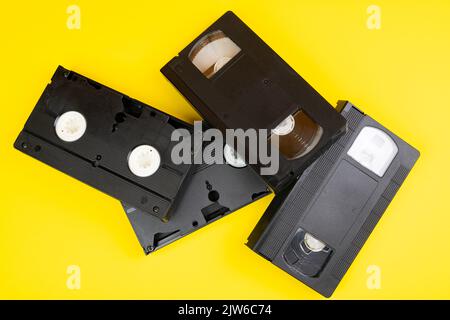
15, 66, 270, 253
247, 101, 419, 296
15, 11, 419, 297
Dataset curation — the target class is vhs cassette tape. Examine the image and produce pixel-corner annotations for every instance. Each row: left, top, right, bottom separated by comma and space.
14, 66, 193, 221
123, 139, 270, 253
161, 11, 347, 192
247, 101, 420, 297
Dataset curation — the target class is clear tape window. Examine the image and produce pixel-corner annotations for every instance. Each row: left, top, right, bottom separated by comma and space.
188, 30, 241, 78
270, 110, 323, 160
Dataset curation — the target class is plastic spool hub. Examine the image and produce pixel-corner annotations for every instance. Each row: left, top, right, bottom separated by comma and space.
128, 145, 161, 177
54, 111, 87, 142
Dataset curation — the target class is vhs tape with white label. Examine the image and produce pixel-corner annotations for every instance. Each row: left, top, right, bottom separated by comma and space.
247, 101, 420, 297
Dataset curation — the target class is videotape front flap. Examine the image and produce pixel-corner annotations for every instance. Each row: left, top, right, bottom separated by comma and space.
161, 11, 347, 192
247, 101, 419, 297
14, 66, 193, 221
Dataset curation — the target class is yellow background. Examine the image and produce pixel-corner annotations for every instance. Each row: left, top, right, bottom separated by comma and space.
1, 0, 449, 299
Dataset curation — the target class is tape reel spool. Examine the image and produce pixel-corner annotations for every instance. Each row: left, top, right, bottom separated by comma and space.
271, 110, 323, 160
188, 30, 241, 78
224, 144, 247, 168
303, 233, 326, 252
128, 145, 161, 177
54, 111, 87, 142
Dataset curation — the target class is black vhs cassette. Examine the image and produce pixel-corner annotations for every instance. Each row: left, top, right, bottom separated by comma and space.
161, 11, 347, 192
123, 138, 270, 253
247, 101, 420, 297
14, 66, 193, 221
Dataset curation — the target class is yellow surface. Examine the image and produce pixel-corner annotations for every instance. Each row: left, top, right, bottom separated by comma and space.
1, 0, 449, 299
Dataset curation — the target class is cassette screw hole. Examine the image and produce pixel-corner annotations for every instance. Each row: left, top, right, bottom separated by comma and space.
192, 221, 198, 227
21, 142, 28, 149
115, 112, 126, 123
112, 113, 127, 132
152, 206, 159, 213
146, 246, 154, 253
92, 155, 102, 167
208, 190, 220, 202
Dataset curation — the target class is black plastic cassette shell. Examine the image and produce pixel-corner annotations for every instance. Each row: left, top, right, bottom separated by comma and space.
14, 66, 193, 220
161, 11, 347, 192
123, 149, 271, 254
247, 101, 420, 297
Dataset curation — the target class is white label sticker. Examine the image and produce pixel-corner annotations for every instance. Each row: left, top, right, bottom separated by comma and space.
347, 126, 398, 177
